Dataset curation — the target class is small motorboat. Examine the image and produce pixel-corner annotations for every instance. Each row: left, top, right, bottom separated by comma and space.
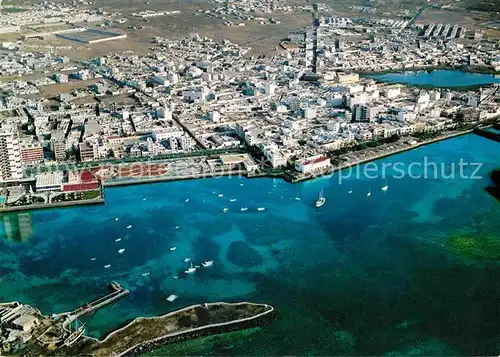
169, 246, 177, 251
104, 264, 111, 268
229, 198, 236, 202
118, 249, 125, 254
115, 238, 122, 242
185, 262, 196, 274
183, 258, 191, 263
90, 257, 97, 261
240, 206, 248, 212
126, 225, 132, 229
223, 207, 229, 213
141, 272, 150, 277
173, 275, 179, 279
114, 217, 119, 221
257, 207, 266, 211
381, 180, 389, 191
202, 260, 214, 267
218, 193, 224, 198
185, 198, 190, 203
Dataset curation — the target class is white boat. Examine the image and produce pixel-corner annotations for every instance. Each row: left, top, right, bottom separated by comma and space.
185, 198, 190, 203
294, 193, 301, 201
240, 206, 248, 212
118, 248, 125, 254
229, 198, 236, 202
202, 260, 214, 267
173, 275, 179, 279
381, 180, 389, 191
90, 257, 97, 261
143, 198, 147, 201
218, 193, 224, 197
348, 188, 353, 194
104, 264, 111, 268
367, 187, 372, 197
183, 258, 191, 263
126, 225, 132, 229
114, 217, 119, 221
169, 246, 177, 251
174, 226, 179, 229
223, 207, 229, 213
115, 238, 122, 242
315, 190, 326, 208
185, 262, 196, 274
195, 265, 200, 268
141, 272, 150, 277
257, 207, 266, 211
240, 183, 244, 186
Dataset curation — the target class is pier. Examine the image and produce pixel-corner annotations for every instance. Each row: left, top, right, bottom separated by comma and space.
65, 282, 129, 322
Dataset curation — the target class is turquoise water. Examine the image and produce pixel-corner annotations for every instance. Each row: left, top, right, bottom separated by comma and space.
366, 70, 500, 88
0, 134, 499, 355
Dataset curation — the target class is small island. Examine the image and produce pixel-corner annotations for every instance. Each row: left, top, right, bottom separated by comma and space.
0, 287, 276, 356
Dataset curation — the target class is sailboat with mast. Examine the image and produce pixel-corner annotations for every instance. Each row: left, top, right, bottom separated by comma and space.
315, 190, 326, 207
185, 262, 196, 274
381, 179, 389, 191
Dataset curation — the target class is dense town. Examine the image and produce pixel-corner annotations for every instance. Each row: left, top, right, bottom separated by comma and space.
0, 0, 498, 211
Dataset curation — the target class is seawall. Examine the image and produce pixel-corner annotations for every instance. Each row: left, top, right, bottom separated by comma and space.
0, 197, 105, 213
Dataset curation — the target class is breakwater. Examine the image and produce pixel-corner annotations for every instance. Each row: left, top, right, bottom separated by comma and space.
0, 197, 105, 213
73, 302, 276, 357
119, 303, 276, 357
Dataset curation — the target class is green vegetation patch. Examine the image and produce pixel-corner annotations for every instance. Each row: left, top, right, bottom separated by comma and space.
447, 234, 500, 260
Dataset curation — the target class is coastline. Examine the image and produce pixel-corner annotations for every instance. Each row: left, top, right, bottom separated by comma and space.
102, 169, 248, 188
287, 129, 473, 183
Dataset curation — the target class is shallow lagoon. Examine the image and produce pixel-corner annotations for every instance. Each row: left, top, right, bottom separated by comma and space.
365, 69, 500, 88
0, 133, 499, 355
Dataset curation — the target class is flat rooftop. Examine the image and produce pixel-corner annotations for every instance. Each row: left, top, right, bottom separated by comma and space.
56, 28, 126, 44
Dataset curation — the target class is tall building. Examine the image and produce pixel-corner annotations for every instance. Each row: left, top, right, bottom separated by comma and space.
0, 126, 23, 181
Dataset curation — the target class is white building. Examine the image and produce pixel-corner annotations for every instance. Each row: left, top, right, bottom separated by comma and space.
0, 126, 23, 181
152, 128, 184, 141
265, 82, 276, 97
209, 110, 220, 122
156, 106, 172, 120
294, 155, 331, 174
179, 135, 195, 150
303, 108, 316, 119
398, 110, 416, 122
385, 86, 401, 99
182, 86, 209, 102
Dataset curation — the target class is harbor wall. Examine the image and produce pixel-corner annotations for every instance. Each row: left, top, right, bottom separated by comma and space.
117, 303, 276, 357
0, 197, 104, 213
103, 169, 248, 188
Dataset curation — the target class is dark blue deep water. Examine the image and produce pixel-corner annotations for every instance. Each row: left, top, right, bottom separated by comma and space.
0, 134, 499, 355
366, 70, 500, 88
